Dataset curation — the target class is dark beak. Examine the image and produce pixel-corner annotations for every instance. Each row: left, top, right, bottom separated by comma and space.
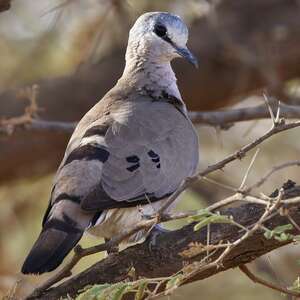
174, 46, 198, 68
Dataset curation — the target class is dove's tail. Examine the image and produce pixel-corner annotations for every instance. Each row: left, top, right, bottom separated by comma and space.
21, 218, 83, 275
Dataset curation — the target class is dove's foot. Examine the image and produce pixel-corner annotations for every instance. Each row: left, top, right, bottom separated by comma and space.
147, 224, 170, 252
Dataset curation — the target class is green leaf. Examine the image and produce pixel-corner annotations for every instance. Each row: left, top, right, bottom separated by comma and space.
193, 214, 233, 231
165, 274, 183, 293
264, 224, 294, 241
263, 229, 273, 239
134, 281, 148, 300
272, 224, 293, 234
112, 283, 131, 300
288, 277, 300, 292
188, 209, 212, 223
76, 284, 111, 300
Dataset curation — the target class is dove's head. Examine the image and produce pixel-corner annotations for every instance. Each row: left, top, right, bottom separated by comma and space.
126, 12, 198, 67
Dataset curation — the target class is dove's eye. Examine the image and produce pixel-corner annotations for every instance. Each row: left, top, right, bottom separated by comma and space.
154, 24, 167, 37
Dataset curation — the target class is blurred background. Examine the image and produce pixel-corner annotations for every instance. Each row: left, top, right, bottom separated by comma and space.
1, 0, 300, 299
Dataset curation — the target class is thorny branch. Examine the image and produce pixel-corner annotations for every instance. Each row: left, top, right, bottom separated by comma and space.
26, 182, 300, 300
2, 96, 300, 135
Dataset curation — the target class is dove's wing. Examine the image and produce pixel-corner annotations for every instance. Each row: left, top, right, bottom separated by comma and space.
48, 98, 198, 217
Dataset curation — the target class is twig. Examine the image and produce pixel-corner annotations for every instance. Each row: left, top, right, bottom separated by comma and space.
239, 264, 300, 298
263, 93, 277, 125
238, 148, 260, 190
244, 160, 300, 193
285, 213, 300, 233
189, 103, 300, 127
179, 189, 284, 286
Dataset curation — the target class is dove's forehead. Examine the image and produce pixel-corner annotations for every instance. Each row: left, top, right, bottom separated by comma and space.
131, 12, 189, 44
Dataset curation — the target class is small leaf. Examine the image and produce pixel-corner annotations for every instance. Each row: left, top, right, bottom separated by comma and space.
112, 283, 131, 300
188, 209, 212, 223
165, 274, 183, 294
264, 229, 273, 239
76, 284, 111, 300
135, 281, 148, 300
273, 224, 293, 234
193, 214, 233, 231
288, 277, 300, 292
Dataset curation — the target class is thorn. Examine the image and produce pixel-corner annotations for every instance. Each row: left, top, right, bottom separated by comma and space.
263, 93, 276, 126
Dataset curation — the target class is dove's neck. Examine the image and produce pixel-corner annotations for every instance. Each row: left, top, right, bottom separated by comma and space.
121, 56, 182, 100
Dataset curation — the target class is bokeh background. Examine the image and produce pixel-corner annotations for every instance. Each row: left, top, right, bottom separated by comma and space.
1, 0, 300, 299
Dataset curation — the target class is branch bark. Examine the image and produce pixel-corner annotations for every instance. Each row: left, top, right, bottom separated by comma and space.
0, 0, 11, 12
2, 0, 300, 182
26, 184, 300, 300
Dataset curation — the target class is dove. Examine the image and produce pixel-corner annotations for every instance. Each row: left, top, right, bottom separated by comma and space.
22, 11, 199, 274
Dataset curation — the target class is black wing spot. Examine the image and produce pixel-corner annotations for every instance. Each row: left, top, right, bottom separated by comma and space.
126, 155, 140, 163
126, 163, 140, 172
152, 157, 160, 163
148, 150, 161, 168
148, 150, 159, 158
65, 145, 109, 166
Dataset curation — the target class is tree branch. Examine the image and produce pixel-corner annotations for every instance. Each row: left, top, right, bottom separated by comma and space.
2, 102, 300, 136
26, 184, 300, 300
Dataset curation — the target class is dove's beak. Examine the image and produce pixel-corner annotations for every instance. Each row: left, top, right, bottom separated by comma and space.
175, 46, 198, 68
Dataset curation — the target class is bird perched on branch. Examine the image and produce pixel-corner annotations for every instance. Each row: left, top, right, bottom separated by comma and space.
22, 11, 199, 274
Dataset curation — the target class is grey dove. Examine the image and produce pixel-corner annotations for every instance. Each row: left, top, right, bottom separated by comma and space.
22, 11, 199, 274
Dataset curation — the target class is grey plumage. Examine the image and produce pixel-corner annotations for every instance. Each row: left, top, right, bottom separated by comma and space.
22, 11, 199, 274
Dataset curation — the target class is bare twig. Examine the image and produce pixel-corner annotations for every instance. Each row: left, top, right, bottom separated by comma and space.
189, 103, 300, 127
239, 264, 300, 298
238, 148, 260, 190
244, 160, 300, 193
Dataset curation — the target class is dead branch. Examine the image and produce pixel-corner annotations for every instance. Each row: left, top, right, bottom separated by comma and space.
239, 264, 300, 297
2, 102, 300, 136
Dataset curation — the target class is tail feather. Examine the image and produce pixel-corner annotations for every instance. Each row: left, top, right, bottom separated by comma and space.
21, 224, 82, 274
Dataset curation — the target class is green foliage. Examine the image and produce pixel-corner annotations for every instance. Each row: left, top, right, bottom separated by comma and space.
76, 282, 133, 300
76, 274, 185, 300
76, 280, 150, 300
165, 274, 183, 294
263, 224, 294, 241
134, 280, 148, 300
288, 277, 300, 292
188, 209, 236, 231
